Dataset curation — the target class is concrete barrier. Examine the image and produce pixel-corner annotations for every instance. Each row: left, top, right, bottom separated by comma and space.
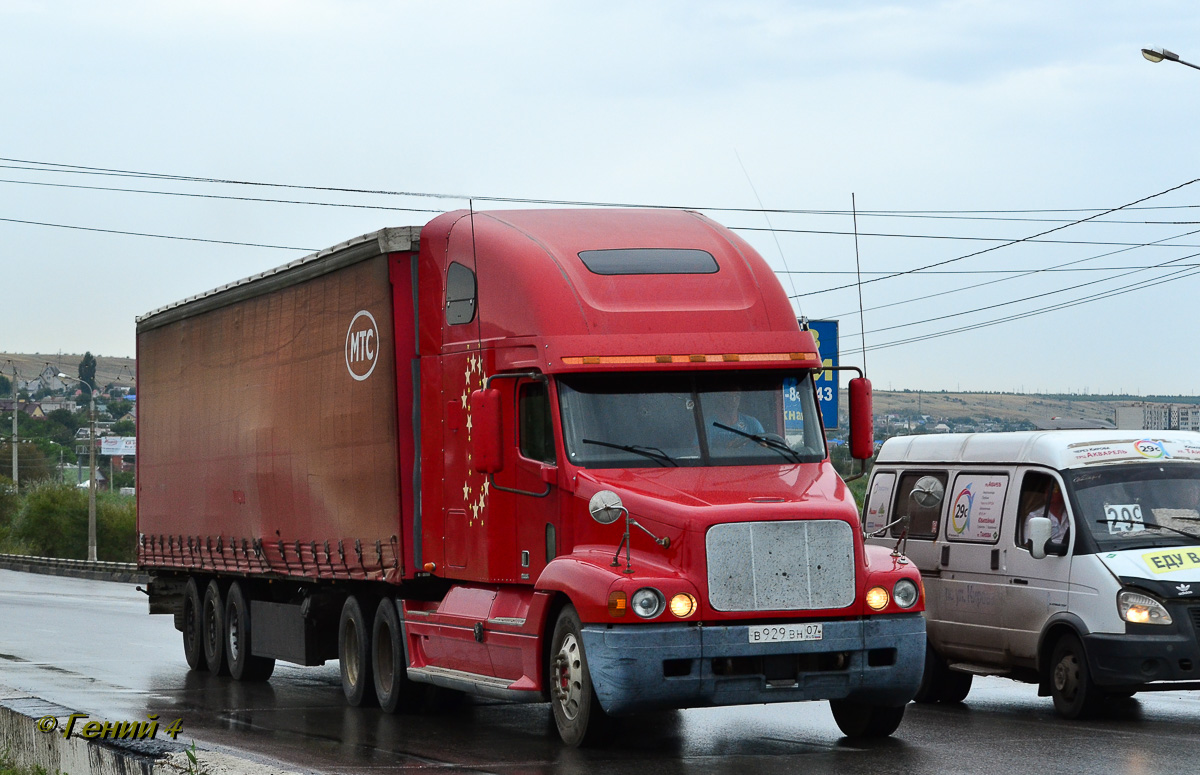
0, 685, 305, 774
0, 553, 148, 584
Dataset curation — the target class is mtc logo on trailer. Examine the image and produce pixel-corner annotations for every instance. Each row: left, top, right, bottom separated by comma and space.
345, 310, 379, 381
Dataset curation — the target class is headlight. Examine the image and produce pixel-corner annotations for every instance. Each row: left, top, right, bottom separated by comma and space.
669, 593, 697, 618
893, 578, 920, 609
1118, 590, 1172, 625
631, 588, 666, 619
865, 586, 890, 610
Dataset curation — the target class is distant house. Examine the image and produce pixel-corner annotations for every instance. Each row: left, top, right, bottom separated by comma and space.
39, 400, 78, 414
933, 423, 951, 433
17, 365, 67, 394
0, 400, 45, 418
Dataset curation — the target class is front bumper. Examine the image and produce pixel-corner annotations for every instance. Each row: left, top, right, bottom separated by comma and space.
579, 614, 925, 716
1084, 630, 1200, 687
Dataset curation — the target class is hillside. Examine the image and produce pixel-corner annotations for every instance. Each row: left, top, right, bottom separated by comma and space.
869, 389, 1190, 428
0, 352, 136, 392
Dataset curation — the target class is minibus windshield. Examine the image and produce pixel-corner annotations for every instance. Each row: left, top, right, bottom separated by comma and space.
557, 370, 826, 469
1068, 463, 1200, 551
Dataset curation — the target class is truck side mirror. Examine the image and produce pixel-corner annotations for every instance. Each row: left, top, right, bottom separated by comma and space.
470, 388, 503, 473
848, 377, 874, 460
1028, 517, 1051, 560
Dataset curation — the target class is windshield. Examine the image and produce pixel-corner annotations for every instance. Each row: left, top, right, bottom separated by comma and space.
1068, 463, 1200, 551
557, 370, 826, 469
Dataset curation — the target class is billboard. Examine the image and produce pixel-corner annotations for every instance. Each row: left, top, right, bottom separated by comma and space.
100, 436, 136, 456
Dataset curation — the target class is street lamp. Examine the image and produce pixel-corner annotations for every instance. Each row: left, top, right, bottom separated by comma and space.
1142, 47, 1200, 71
58, 373, 97, 563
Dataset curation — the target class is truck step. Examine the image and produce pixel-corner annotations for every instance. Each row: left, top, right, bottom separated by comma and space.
947, 662, 1011, 677
407, 665, 541, 703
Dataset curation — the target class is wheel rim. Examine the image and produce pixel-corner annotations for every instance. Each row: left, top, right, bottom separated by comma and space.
185, 598, 198, 651
1054, 653, 1081, 701
204, 598, 218, 654
552, 632, 584, 720
227, 607, 240, 661
377, 624, 394, 689
344, 620, 361, 685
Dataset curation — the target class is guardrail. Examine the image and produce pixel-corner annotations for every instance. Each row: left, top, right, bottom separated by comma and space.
0, 553, 147, 584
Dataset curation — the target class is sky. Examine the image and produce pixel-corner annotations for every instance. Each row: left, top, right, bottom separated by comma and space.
2, 1, 1199, 395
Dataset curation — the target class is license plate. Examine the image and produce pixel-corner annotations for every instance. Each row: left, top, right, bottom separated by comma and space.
747, 623, 823, 643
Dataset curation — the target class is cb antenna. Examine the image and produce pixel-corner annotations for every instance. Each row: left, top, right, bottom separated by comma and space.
735, 149, 802, 318
852, 193, 867, 375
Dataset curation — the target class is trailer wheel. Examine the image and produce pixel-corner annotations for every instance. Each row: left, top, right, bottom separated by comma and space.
372, 598, 423, 713
225, 582, 275, 682
549, 605, 610, 747
339, 595, 377, 707
182, 577, 207, 672
829, 699, 906, 738
202, 580, 229, 676
1050, 634, 1102, 719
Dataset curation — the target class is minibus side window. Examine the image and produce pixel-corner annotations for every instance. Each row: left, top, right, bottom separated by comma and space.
1016, 471, 1070, 550
891, 470, 947, 539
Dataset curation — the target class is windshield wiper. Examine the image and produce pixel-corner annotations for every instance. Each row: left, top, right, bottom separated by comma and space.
1097, 518, 1200, 541
711, 422, 802, 463
581, 438, 678, 467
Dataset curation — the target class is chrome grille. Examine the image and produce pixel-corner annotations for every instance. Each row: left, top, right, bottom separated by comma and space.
706, 520, 855, 612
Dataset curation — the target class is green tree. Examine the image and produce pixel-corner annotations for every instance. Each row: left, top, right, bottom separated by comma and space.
0, 442, 54, 483
0, 373, 11, 397
78, 352, 97, 394
106, 399, 133, 420
12, 482, 87, 558
110, 419, 135, 436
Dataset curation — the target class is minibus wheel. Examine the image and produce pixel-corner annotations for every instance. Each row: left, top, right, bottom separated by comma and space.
1049, 634, 1102, 718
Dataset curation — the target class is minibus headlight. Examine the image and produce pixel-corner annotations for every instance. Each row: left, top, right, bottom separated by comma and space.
893, 579, 920, 609
632, 588, 666, 619
865, 586, 890, 610
1118, 590, 1172, 625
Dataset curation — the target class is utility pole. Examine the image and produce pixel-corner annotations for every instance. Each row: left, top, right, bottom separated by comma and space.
10, 362, 17, 490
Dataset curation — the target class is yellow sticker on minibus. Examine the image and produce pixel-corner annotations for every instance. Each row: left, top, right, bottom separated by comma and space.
1142, 549, 1200, 574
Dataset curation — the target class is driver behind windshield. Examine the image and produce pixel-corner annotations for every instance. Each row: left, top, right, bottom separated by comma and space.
703, 392, 763, 448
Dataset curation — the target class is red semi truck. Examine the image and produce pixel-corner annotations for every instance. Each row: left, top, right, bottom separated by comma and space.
137, 208, 925, 745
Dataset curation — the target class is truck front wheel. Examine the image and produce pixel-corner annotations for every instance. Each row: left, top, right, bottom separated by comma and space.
225, 582, 275, 682
549, 605, 609, 747
372, 598, 424, 713
339, 595, 377, 707
829, 699, 906, 738
202, 580, 229, 675
182, 577, 207, 672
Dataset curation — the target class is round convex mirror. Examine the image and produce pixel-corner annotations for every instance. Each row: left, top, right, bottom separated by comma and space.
910, 476, 945, 509
588, 490, 625, 525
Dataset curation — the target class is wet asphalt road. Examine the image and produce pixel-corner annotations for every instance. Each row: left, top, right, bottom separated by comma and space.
3, 568, 1200, 775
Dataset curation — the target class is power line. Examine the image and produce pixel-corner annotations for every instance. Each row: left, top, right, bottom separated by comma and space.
731, 224, 1200, 249
822, 226, 1200, 319
796, 177, 1200, 298
6, 155, 1200, 218
0, 217, 315, 251
845, 250, 1200, 338
846, 264, 1200, 355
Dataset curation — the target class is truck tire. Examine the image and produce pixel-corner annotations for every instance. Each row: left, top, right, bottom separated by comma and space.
941, 670, 973, 703
912, 641, 972, 704
182, 577, 207, 672
372, 598, 423, 713
339, 595, 377, 707
225, 582, 276, 682
549, 605, 610, 747
202, 580, 229, 676
829, 699, 906, 738
1050, 634, 1102, 719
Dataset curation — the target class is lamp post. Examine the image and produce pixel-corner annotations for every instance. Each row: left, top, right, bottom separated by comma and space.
1142, 47, 1200, 72
58, 373, 97, 562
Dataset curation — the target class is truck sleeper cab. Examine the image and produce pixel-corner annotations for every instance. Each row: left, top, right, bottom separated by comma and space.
137, 209, 925, 746
865, 430, 1200, 718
